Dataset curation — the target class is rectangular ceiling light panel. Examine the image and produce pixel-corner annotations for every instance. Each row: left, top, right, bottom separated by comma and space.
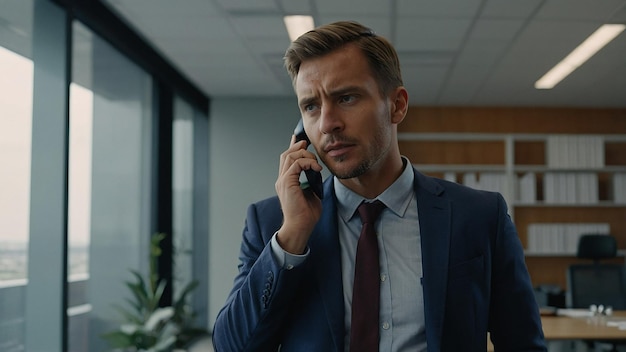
535, 24, 625, 89
284, 15, 314, 42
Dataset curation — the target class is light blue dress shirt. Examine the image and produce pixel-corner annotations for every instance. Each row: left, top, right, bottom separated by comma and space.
271, 157, 426, 351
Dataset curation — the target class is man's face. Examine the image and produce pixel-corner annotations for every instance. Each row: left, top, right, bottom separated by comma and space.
294, 44, 396, 180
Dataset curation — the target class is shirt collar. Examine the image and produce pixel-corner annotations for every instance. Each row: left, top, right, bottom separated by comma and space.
334, 156, 415, 222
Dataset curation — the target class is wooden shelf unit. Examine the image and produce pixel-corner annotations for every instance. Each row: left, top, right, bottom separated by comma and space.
398, 107, 626, 290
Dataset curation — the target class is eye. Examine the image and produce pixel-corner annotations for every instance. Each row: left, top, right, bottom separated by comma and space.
339, 95, 357, 104
303, 104, 319, 113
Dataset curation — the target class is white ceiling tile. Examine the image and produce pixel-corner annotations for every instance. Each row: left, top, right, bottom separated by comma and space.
140, 18, 237, 41
439, 64, 492, 105
211, 0, 278, 13
315, 0, 390, 16
107, 0, 223, 20
535, 0, 626, 20
480, 0, 543, 19
398, 51, 455, 66
396, 0, 483, 17
611, 4, 626, 21
470, 19, 525, 41
231, 15, 289, 39
456, 41, 506, 67
395, 18, 472, 51
456, 19, 525, 66
401, 66, 448, 104
247, 38, 291, 56
279, 0, 312, 15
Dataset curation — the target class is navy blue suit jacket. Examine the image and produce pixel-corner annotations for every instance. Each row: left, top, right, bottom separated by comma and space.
213, 169, 546, 351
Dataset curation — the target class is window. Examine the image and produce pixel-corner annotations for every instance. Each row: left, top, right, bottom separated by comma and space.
67, 21, 154, 352
173, 97, 194, 295
0, 1, 34, 349
0, 2, 208, 350
172, 96, 209, 328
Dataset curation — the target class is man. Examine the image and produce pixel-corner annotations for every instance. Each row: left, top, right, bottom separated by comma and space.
213, 21, 546, 352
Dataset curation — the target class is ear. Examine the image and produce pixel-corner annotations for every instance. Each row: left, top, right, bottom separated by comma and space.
389, 86, 408, 125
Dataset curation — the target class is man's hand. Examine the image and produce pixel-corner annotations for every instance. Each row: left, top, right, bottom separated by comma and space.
275, 136, 323, 254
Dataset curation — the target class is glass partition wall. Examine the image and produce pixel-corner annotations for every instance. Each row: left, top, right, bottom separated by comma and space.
172, 96, 210, 328
0, 1, 209, 351
68, 21, 155, 351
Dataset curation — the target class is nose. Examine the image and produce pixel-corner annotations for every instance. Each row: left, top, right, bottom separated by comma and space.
318, 103, 344, 135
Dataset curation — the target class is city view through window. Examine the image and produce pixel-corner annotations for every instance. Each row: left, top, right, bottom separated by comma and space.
0, 46, 92, 284
0, 45, 34, 284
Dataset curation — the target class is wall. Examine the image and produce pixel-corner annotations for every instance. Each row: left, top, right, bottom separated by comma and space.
208, 96, 301, 328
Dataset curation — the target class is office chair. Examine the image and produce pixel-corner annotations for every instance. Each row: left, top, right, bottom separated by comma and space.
566, 234, 626, 352
567, 234, 626, 309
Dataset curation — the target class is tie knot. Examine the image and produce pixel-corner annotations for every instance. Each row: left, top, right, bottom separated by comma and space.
357, 200, 386, 225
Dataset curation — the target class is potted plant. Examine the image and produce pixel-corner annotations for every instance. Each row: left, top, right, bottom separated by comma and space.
102, 233, 207, 351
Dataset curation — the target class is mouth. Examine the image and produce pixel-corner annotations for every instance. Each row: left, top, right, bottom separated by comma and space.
323, 142, 355, 158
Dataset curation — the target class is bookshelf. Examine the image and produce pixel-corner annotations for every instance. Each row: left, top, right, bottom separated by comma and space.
398, 107, 626, 289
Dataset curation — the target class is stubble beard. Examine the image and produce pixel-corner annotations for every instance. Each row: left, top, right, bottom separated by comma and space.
330, 156, 371, 180
322, 131, 388, 180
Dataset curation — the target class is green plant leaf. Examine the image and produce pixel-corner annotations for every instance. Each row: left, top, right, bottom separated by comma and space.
126, 272, 153, 319
147, 279, 167, 311
149, 233, 167, 292
144, 307, 175, 332
113, 304, 143, 325
101, 232, 209, 351
173, 280, 199, 311
100, 331, 134, 348
123, 297, 143, 316
152, 335, 177, 352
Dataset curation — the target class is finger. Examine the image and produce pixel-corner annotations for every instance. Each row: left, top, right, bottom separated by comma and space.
275, 158, 307, 196
279, 142, 314, 174
289, 156, 322, 175
284, 150, 319, 175
280, 140, 307, 164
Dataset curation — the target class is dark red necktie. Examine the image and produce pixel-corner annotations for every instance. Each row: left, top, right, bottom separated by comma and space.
350, 200, 386, 352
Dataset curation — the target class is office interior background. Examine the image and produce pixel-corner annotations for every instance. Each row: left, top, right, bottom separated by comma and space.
1, 0, 625, 351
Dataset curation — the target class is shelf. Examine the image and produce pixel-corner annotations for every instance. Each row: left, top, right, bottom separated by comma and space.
397, 106, 626, 290
412, 164, 506, 172
514, 165, 626, 173
413, 164, 626, 173
412, 164, 626, 173
398, 132, 626, 143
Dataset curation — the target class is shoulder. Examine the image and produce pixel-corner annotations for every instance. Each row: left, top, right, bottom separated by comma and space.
413, 169, 506, 211
250, 195, 281, 212
247, 195, 282, 220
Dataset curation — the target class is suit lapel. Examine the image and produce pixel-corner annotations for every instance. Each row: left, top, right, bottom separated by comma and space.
413, 170, 451, 351
308, 179, 344, 351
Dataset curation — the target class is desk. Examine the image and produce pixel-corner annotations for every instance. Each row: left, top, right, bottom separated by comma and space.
487, 311, 626, 351
542, 314, 626, 340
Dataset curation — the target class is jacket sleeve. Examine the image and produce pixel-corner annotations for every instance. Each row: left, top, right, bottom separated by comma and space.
489, 193, 547, 351
212, 201, 306, 352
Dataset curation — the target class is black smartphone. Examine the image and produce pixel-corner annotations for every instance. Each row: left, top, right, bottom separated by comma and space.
293, 119, 323, 199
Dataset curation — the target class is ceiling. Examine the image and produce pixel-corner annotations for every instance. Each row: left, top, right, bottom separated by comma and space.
102, 0, 626, 108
